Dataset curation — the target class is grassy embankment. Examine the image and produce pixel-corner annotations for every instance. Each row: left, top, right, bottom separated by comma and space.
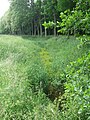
0, 35, 86, 119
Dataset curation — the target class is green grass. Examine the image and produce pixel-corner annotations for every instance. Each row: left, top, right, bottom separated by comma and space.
0, 35, 86, 119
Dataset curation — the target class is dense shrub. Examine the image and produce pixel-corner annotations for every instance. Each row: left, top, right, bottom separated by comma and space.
77, 35, 90, 48
63, 52, 90, 120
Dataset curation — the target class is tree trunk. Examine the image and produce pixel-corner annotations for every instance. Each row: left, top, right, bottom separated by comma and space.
54, 13, 56, 36
37, 26, 39, 36
45, 28, 47, 37
34, 22, 37, 36
34, 27, 36, 36
31, 22, 34, 35
40, 22, 42, 36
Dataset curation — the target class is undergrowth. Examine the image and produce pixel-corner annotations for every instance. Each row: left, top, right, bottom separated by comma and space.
0, 35, 89, 120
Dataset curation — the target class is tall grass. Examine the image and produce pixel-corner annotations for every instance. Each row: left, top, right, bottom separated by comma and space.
0, 35, 86, 119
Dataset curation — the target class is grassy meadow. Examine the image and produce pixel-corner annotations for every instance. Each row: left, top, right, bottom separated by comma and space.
0, 35, 88, 119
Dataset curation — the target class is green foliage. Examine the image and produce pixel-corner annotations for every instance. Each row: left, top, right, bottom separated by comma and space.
62, 35, 90, 119
0, 0, 78, 36
0, 35, 86, 119
0, 0, 90, 36
63, 52, 90, 120
42, 21, 55, 29
57, 0, 76, 12
57, 0, 90, 36
77, 35, 90, 48
58, 9, 90, 36
0, 0, 90, 119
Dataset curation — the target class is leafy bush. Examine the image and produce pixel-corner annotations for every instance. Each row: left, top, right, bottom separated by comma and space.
77, 35, 90, 48
57, 1, 90, 36
63, 52, 90, 120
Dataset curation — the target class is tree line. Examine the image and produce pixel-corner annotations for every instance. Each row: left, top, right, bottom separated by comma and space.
0, 0, 90, 36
